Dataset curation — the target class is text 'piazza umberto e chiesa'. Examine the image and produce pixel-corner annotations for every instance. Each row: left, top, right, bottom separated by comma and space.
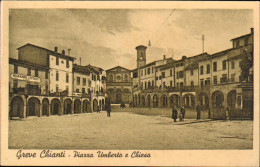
9, 28, 254, 120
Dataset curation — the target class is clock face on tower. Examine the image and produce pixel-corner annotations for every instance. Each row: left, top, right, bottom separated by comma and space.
140, 56, 143, 60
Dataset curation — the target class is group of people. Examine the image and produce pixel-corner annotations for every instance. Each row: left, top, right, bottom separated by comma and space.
172, 104, 203, 122
171, 106, 186, 122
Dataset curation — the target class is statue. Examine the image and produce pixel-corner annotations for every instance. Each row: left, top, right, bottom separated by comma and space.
240, 47, 253, 82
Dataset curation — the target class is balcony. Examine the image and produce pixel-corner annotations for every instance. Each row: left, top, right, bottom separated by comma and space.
12, 87, 41, 96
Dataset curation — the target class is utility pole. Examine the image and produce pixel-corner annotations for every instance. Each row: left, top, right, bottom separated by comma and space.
202, 34, 205, 53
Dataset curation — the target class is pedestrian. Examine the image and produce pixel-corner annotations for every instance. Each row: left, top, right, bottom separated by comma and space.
180, 106, 185, 121
196, 104, 201, 120
105, 100, 111, 117
172, 106, 178, 122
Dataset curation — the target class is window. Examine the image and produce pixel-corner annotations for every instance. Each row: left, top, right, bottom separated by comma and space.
176, 72, 179, 79
145, 69, 147, 75
191, 81, 194, 87
152, 67, 154, 73
27, 68, 31, 76
163, 82, 166, 88
231, 61, 235, 69
152, 80, 154, 87
77, 77, 80, 85
83, 78, 86, 86
170, 81, 173, 87
14, 65, 18, 74
34, 69, 38, 77
56, 57, 59, 65
66, 60, 69, 68
231, 74, 235, 82
239, 75, 242, 82
245, 38, 248, 46
159, 76, 162, 80
200, 66, 204, 75
124, 75, 128, 82
82, 88, 85, 94
88, 80, 91, 87
76, 89, 79, 93
45, 70, 48, 79
56, 84, 59, 92
190, 69, 193, 76
13, 80, 18, 88
66, 73, 69, 83
148, 81, 151, 88
61, 60, 64, 64
145, 82, 147, 89
213, 62, 217, 72
45, 85, 49, 92
162, 72, 165, 78
147, 68, 150, 74
141, 70, 143, 76
155, 77, 158, 80
200, 79, 204, 87
235, 40, 239, 48
179, 71, 183, 78
170, 70, 172, 76
56, 71, 59, 81
213, 76, 217, 84
222, 60, 227, 70
205, 78, 210, 86
180, 82, 183, 87
180, 63, 183, 66
177, 82, 179, 87
206, 64, 210, 74
221, 74, 228, 83
66, 86, 69, 93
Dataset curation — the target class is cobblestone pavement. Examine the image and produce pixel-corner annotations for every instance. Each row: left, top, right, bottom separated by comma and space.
9, 111, 253, 150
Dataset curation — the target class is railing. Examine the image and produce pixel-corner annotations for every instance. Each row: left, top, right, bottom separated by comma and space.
12, 87, 41, 96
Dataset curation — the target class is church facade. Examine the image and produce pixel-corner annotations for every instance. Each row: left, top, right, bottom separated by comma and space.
106, 66, 132, 104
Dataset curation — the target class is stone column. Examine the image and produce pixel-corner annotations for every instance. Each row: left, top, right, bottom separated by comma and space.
22, 103, 27, 118
38, 103, 42, 117
71, 100, 74, 114
48, 104, 51, 116
80, 100, 83, 113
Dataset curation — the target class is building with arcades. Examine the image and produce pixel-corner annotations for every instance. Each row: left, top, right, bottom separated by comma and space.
9, 43, 105, 119
131, 28, 254, 119
106, 66, 132, 104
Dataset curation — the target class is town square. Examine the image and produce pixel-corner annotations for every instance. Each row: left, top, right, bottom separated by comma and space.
8, 9, 254, 150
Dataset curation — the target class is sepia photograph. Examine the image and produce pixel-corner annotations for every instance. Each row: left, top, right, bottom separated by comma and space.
1, 1, 259, 166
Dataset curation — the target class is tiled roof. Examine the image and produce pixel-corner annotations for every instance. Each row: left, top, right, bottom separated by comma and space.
17, 43, 76, 60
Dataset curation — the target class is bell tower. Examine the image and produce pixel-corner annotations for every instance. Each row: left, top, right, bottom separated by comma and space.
136, 45, 147, 68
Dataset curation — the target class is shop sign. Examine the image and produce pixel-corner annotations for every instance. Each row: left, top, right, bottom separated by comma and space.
11, 74, 27, 81
11, 73, 40, 83
73, 92, 82, 96
27, 76, 40, 83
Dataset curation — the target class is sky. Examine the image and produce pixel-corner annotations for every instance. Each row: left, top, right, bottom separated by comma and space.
9, 9, 253, 70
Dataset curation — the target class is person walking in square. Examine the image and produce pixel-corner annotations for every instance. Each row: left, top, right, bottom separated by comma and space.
180, 106, 186, 121
196, 104, 201, 120
172, 106, 178, 122
105, 100, 111, 117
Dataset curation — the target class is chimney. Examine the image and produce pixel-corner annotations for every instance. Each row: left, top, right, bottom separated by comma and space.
68, 48, 71, 56
54, 47, 58, 52
62, 50, 65, 55
251, 27, 254, 34
163, 55, 166, 60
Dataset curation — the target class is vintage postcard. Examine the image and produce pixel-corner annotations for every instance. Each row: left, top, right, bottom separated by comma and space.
1, 1, 259, 166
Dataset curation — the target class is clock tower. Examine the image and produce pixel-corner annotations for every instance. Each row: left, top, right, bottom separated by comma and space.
136, 45, 147, 68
